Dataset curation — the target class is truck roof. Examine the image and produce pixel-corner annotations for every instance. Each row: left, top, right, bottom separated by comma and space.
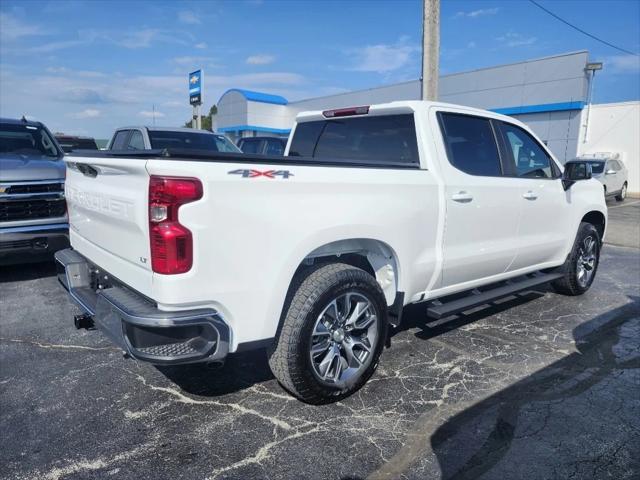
0, 117, 44, 128
295, 100, 523, 127
115, 126, 220, 135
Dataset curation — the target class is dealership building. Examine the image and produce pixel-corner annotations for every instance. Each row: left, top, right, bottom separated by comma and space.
216, 51, 639, 193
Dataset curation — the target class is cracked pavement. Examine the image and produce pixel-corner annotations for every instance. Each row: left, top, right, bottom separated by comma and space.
1, 230, 639, 479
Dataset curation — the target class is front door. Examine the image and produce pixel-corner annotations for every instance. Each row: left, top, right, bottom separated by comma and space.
496, 120, 571, 269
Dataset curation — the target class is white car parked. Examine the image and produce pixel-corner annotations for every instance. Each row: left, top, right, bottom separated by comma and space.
580, 157, 629, 202
56, 101, 607, 403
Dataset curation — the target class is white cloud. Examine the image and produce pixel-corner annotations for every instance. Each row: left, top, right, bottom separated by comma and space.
195, 42, 207, 49
46, 67, 105, 77
0, 12, 45, 41
454, 8, 499, 19
178, 10, 201, 25
116, 29, 160, 49
347, 38, 419, 73
172, 56, 215, 66
246, 54, 275, 65
604, 55, 640, 74
0, 66, 306, 137
496, 32, 537, 47
139, 110, 166, 118
70, 109, 101, 119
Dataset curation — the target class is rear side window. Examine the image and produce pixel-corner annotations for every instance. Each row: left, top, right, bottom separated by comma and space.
111, 130, 130, 150
498, 122, 555, 179
438, 113, 502, 176
289, 114, 419, 165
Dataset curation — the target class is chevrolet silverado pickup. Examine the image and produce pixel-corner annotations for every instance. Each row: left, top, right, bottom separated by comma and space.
0, 118, 68, 264
56, 101, 606, 403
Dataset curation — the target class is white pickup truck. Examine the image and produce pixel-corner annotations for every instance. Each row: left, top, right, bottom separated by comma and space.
56, 101, 606, 403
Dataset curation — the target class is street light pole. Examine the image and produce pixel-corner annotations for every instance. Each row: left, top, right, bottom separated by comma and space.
421, 0, 440, 101
583, 62, 603, 143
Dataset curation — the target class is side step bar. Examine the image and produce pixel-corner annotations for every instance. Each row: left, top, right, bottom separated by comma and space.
426, 272, 564, 319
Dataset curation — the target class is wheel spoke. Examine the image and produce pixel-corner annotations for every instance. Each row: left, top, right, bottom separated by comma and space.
318, 345, 339, 380
323, 300, 339, 324
313, 320, 331, 338
345, 299, 370, 328
311, 338, 331, 357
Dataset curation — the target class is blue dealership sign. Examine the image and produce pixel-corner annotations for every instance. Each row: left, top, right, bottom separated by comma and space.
189, 70, 202, 105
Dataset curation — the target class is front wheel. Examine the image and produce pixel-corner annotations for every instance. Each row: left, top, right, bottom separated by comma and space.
552, 222, 601, 296
268, 263, 388, 404
615, 182, 627, 202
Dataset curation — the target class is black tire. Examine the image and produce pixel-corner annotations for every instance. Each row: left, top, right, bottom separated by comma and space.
552, 222, 601, 296
615, 182, 627, 202
268, 263, 388, 404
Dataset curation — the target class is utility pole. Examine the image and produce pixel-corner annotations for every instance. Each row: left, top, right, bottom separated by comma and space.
421, 0, 440, 101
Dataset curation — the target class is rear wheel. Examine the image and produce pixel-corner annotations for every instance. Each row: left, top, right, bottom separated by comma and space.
615, 182, 627, 202
268, 263, 388, 404
552, 222, 601, 296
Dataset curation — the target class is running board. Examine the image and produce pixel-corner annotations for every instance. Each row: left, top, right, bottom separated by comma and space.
426, 272, 564, 319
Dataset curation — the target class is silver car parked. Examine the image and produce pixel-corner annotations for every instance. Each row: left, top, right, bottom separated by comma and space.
586, 158, 628, 202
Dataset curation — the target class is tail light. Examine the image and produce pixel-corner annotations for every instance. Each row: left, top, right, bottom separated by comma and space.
148, 176, 202, 274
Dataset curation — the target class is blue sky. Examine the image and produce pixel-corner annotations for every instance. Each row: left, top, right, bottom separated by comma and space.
1, 0, 638, 138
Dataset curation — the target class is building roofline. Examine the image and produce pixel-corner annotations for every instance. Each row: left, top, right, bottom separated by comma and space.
441, 50, 589, 78
218, 88, 288, 105
283, 51, 591, 106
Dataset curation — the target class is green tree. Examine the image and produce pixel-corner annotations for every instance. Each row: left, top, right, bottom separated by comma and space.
184, 104, 218, 131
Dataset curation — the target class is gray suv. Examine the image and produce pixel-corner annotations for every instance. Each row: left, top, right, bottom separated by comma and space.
0, 118, 68, 264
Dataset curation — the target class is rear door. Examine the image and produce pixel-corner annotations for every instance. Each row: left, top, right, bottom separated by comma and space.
435, 111, 522, 288
65, 155, 152, 280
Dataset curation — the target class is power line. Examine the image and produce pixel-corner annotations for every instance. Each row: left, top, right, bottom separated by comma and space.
528, 0, 640, 57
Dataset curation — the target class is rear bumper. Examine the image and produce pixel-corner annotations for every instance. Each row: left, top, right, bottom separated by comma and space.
55, 248, 230, 365
0, 223, 69, 264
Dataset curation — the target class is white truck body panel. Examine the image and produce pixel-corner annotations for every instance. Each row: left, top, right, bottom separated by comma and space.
64, 101, 607, 351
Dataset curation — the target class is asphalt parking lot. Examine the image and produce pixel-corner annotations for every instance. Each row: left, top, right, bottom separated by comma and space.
1, 200, 639, 480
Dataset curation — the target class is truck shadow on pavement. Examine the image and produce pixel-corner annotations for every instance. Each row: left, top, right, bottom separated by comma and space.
158, 290, 550, 398
0, 259, 57, 283
426, 297, 640, 480
156, 348, 275, 397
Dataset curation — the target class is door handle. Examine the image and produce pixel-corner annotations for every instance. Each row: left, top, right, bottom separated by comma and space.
522, 191, 538, 200
451, 191, 473, 203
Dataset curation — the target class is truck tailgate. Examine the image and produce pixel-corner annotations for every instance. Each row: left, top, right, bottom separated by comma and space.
65, 156, 152, 294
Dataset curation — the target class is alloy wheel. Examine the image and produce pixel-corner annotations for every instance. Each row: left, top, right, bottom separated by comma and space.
309, 292, 379, 389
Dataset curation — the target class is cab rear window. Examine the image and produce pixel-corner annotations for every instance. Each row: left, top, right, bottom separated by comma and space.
289, 114, 419, 166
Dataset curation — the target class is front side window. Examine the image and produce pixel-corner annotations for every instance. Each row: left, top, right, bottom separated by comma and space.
499, 122, 555, 179
0, 123, 60, 157
289, 114, 419, 165
265, 139, 284, 155
239, 139, 261, 154
128, 130, 145, 150
438, 113, 502, 176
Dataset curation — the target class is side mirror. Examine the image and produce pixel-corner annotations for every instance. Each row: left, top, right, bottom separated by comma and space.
562, 161, 592, 191
605, 169, 616, 175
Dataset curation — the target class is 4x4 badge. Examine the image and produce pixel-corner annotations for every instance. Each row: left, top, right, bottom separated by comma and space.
228, 169, 294, 179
